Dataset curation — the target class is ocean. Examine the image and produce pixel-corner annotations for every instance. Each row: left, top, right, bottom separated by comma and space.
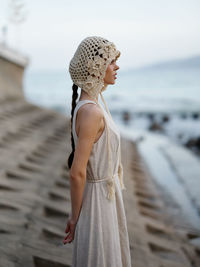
24, 66, 200, 147
24, 67, 200, 114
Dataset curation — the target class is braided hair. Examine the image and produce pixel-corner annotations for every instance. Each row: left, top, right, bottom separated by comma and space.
68, 83, 79, 169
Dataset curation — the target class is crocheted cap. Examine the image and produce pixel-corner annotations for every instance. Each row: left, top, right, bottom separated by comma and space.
69, 36, 120, 99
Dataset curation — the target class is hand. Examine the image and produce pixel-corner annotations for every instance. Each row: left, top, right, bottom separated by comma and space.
63, 217, 77, 244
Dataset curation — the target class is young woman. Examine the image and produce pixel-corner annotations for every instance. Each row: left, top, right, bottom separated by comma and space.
63, 36, 132, 267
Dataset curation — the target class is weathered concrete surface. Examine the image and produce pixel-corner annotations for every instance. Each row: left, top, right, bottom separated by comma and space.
0, 98, 200, 266
0, 99, 72, 266
0, 44, 28, 101
162, 144, 200, 215
121, 138, 200, 267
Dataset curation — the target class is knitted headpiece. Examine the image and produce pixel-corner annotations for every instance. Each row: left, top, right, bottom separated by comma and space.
69, 36, 126, 201
69, 36, 120, 99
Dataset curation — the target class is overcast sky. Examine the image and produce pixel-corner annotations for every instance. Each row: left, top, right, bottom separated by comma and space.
0, 0, 200, 71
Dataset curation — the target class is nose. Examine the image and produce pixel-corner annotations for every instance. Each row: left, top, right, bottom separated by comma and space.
115, 63, 119, 70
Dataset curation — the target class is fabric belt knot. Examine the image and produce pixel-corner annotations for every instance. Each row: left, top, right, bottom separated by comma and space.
118, 162, 126, 190
106, 173, 119, 201
87, 173, 118, 201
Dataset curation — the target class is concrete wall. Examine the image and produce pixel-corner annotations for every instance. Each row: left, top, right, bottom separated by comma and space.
0, 45, 29, 101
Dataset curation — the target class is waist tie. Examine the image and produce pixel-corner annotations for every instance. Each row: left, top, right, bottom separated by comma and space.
87, 173, 118, 201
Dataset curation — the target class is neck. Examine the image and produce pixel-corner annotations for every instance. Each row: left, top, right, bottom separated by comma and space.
79, 91, 98, 102
79, 83, 108, 103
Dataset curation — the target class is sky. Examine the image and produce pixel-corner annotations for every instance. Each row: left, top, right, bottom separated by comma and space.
0, 0, 200, 71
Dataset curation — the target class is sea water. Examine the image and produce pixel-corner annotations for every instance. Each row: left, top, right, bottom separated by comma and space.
24, 67, 200, 114
24, 66, 200, 144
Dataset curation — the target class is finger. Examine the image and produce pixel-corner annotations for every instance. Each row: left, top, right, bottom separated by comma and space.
64, 232, 74, 243
68, 232, 75, 242
63, 237, 70, 244
63, 233, 71, 240
63, 236, 72, 244
65, 223, 70, 233
64, 235, 73, 244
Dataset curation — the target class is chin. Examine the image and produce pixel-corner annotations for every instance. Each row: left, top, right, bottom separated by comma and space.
106, 79, 115, 85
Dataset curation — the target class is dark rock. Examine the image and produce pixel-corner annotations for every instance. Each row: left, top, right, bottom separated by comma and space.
192, 113, 199, 120
148, 113, 155, 121
122, 110, 131, 123
148, 122, 163, 131
161, 114, 170, 123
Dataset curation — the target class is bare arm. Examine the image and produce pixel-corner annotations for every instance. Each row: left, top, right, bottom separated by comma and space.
69, 105, 102, 221
63, 104, 103, 244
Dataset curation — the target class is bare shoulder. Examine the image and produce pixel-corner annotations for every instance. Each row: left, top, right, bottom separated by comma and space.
76, 102, 104, 138
78, 102, 103, 122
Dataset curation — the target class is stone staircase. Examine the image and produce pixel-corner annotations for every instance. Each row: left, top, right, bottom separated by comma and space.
0, 98, 72, 267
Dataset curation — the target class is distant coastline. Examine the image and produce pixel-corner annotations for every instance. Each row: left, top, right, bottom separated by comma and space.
122, 54, 200, 73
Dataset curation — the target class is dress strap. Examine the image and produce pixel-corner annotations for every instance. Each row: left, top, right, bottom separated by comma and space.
99, 92, 126, 201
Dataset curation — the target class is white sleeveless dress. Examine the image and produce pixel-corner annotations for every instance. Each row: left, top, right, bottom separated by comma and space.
71, 99, 132, 267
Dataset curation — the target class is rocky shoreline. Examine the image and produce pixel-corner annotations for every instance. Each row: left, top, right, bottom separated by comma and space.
115, 109, 200, 158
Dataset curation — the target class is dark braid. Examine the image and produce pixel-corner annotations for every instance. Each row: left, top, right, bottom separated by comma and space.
68, 83, 79, 169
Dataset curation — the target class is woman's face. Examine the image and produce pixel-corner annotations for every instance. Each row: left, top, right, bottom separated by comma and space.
103, 59, 119, 85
